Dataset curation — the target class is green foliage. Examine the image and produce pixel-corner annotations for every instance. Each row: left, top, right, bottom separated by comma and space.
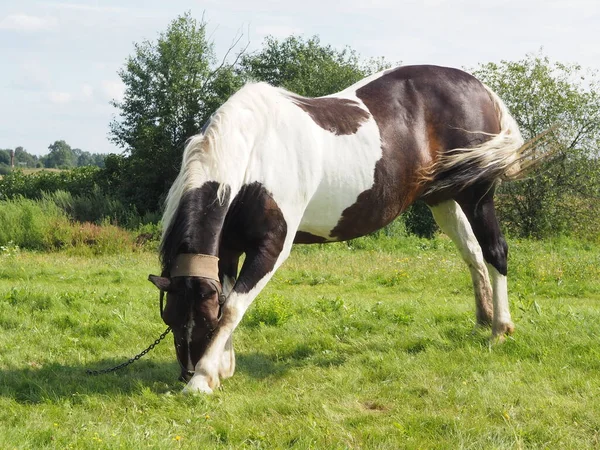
44, 140, 76, 169
240, 35, 390, 97
403, 200, 438, 239
13, 146, 38, 168
41, 189, 142, 228
109, 12, 244, 214
0, 197, 71, 250
244, 293, 292, 327
0, 167, 101, 200
0, 149, 10, 166
473, 52, 600, 238
0, 197, 138, 253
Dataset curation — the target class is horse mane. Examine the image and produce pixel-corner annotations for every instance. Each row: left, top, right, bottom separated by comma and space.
160, 82, 290, 266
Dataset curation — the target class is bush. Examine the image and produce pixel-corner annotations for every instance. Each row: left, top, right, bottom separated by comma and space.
0, 167, 101, 200
404, 201, 438, 239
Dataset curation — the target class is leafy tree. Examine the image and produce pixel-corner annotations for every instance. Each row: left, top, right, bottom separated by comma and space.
45, 140, 75, 169
109, 12, 244, 213
14, 146, 38, 168
474, 53, 600, 238
0, 149, 10, 166
239, 35, 390, 97
92, 154, 106, 168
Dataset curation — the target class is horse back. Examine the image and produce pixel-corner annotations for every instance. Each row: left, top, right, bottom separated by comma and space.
295, 65, 501, 242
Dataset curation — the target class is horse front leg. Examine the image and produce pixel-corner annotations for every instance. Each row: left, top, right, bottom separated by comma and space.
184, 234, 295, 394
217, 249, 241, 380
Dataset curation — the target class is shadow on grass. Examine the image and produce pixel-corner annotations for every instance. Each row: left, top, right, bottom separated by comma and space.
0, 359, 183, 403
235, 353, 290, 379
0, 347, 346, 403
0, 326, 494, 404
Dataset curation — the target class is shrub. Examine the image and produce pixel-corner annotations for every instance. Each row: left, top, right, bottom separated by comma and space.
404, 201, 438, 239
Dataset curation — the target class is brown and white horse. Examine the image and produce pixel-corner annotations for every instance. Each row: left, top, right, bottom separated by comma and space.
149, 65, 536, 393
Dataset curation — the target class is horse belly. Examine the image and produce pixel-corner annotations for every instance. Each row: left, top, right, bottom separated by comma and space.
297, 119, 383, 241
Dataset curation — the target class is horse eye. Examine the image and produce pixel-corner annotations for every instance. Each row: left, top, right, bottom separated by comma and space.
199, 290, 216, 299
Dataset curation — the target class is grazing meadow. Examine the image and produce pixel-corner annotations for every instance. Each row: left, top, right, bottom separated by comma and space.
0, 234, 599, 449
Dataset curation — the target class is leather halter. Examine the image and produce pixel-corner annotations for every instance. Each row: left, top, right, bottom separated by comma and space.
160, 253, 227, 317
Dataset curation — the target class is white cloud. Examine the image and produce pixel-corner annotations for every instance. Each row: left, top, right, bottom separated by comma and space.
48, 91, 72, 104
102, 80, 125, 102
0, 14, 58, 32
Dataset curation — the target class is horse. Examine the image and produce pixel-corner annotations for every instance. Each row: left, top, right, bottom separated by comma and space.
148, 64, 542, 394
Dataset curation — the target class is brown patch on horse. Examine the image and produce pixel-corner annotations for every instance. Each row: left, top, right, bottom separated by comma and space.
221, 182, 287, 294
290, 96, 370, 135
330, 65, 502, 239
293, 231, 329, 244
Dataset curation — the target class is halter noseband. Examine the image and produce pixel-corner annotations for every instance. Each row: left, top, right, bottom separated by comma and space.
160, 254, 227, 316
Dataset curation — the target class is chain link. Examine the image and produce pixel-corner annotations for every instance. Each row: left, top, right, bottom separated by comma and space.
85, 327, 171, 376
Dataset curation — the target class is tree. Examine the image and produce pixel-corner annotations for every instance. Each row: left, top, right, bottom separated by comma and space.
13, 146, 38, 168
473, 53, 600, 238
109, 12, 245, 213
0, 149, 10, 166
45, 140, 75, 168
239, 35, 390, 97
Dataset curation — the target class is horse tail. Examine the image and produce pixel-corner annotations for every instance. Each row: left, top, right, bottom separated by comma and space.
421, 85, 557, 195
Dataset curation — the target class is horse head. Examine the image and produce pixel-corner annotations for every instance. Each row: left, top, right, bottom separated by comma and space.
148, 254, 224, 382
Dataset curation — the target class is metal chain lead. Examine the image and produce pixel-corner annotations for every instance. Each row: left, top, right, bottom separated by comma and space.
86, 327, 172, 376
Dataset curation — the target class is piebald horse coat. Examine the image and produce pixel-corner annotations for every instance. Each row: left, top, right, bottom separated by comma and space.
150, 65, 530, 393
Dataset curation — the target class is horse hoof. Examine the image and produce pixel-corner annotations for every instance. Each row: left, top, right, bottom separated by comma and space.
182, 375, 214, 394
491, 321, 515, 343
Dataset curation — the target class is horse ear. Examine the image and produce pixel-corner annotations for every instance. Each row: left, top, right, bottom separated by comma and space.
148, 275, 172, 292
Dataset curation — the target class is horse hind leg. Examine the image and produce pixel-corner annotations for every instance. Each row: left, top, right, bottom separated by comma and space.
456, 186, 515, 339
428, 200, 494, 327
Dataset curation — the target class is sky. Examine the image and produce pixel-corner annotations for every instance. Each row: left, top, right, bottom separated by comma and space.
1, 0, 599, 156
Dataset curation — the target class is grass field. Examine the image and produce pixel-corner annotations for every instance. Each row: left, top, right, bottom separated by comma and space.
1, 235, 599, 449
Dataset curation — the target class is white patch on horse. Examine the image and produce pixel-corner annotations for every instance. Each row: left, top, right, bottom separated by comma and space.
219, 274, 236, 379
487, 265, 514, 338
294, 116, 383, 239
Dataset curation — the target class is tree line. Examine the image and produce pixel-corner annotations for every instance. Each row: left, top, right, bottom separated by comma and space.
2, 12, 599, 240
0, 140, 105, 173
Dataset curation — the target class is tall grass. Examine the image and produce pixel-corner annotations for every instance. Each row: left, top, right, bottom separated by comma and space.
0, 197, 139, 253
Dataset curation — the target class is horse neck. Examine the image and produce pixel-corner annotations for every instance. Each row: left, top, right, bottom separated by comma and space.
160, 181, 231, 270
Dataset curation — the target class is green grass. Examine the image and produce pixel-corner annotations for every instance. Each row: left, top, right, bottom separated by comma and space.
0, 236, 599, 449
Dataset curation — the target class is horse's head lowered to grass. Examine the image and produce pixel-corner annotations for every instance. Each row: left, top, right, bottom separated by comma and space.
148, 254, 225, 382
